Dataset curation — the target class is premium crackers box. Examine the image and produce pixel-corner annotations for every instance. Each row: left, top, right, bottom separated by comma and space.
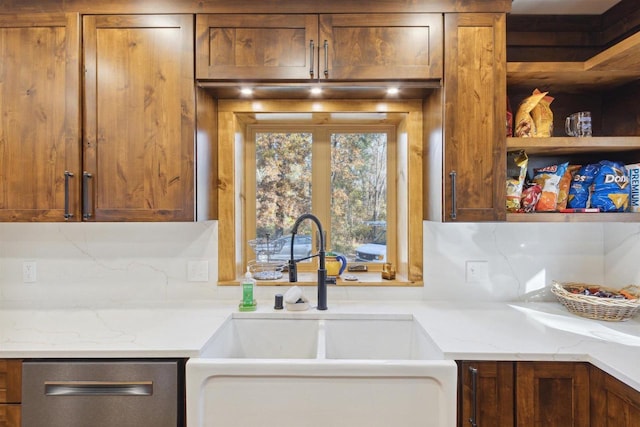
628, 163, 640, 212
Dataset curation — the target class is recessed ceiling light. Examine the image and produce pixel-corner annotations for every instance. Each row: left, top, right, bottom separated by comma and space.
310, 87, 322, 95
240, 88, 253, 96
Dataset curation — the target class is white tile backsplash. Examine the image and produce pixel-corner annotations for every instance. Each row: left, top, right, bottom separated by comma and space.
0, 220, 636, 306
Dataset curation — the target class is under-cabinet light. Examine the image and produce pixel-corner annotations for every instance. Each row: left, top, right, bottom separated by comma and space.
240, 87, 253, 96
310, 87, 323, 95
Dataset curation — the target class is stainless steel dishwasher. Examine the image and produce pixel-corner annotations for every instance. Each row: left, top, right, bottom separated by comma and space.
22, 359, 185, 427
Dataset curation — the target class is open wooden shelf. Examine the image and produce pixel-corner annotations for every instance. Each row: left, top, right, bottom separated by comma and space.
507, 212, 640, 223
507, 136, 640, 155
507, 31, 640, 92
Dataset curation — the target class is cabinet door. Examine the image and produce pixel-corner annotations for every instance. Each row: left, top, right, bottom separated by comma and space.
591, 366, 640, 427
458, 361, 514, 427
196, 14, 318, 80
83, 15, 195, 221
0, 405, 21, 427
516, 362, 590, 427
443, 13, 506, 221
319, 14, 443, 80
0, 14, 81, 221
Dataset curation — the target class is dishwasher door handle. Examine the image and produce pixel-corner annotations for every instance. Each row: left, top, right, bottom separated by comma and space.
44, 381, 153, 396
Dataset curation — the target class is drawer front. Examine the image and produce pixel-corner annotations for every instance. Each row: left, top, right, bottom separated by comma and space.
0, 404, 21, 427
0, 361, 22, 404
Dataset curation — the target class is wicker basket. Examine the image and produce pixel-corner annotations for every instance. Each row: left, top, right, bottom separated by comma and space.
551, 281, 640, 322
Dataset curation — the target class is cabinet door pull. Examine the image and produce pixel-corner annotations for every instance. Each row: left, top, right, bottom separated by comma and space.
469, 366, 478, 427
449, 170, 457, 220
309, 40, 315, 77
64, 171, 74, 220
323, 40, 329, 77
82, 171, 93, 220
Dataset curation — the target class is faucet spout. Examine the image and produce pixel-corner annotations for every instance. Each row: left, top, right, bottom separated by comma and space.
288, 213, 327, 310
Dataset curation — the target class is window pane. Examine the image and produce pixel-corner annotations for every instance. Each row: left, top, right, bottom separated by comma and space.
254, 132, 313, 261
330, 132, 387, 263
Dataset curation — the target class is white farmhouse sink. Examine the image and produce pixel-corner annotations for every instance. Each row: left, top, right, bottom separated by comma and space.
322, 317, 444, 360
200, 317, 319, 359
186, 313, 457, 427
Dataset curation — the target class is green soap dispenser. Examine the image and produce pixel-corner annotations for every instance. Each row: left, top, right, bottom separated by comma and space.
239, 267, 257, 312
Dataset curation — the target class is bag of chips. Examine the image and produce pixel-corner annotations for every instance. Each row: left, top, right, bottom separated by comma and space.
514, 90, 547, 137
530, 89, 554, 137
591, 160, 630, 212
521, 183, 542, 213
506, 150, 528, 212
556, 165, 581, 210
532, 162, 568, 211
567, 163, 600, 209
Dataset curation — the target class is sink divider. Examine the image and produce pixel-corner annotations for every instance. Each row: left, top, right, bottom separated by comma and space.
316, 319, 327, 359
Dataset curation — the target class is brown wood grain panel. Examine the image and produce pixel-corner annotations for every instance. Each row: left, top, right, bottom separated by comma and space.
0, 405, 21, 427
443, 13, 506, 222
83, 15, 195, 221
516, 362, 590, 427
591, 366, 640, 427
458, 361, 515, 427
320, 14, 443, 80
196, 14, 318, 80
0, 0, 511, 14
0, 13, 81, 221
0, 360, 21, 404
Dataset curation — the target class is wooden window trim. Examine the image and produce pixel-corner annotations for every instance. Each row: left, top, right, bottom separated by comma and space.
217, 100, 423, 286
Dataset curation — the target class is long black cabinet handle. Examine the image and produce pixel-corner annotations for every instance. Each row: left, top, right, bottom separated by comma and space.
450, 170, 457, 220
64, 171, 74, 220
82, 171, 93, 220
323, 40, 329, 77
45, 381, 153, 396
310, 40, 315, 77
469, 366, 478, 427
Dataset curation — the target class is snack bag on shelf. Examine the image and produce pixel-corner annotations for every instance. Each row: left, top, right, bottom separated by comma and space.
567, 163, 600, 209
521, 183, 542, 212
627, 163, 640, 212
530, 89, 554, 137
591, 160, 630, 212
506, 150, 529, 212
532, 162, 568, 211
556, 165, 581, 210
514, 90, 547, 137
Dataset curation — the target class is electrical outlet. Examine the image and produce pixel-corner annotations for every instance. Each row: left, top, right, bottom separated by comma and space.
23, 261, 37, 283
187, 260, 209, 282
465, 260, 489, 283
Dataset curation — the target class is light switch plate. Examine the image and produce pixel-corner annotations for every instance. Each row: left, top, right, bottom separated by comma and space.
187, 260, 209, 282
465, 260, 489, 283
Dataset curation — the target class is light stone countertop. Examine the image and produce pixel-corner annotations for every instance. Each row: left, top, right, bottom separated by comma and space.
1, 300, 639, 391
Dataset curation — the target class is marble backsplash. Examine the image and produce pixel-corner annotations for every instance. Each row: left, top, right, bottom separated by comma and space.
0, 221, 636, 306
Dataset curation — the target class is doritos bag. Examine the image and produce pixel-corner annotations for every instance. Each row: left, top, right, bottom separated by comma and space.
591, 160, 630, 212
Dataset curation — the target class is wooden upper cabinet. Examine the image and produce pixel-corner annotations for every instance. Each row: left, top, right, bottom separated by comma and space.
320, 14, 443, 80
0, 14, 81, 221
195, 13, 443, 81
443, 13, 506, 222
196, 14, 318, 80
516, 362, 590, 427
83, 15, 195, 221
